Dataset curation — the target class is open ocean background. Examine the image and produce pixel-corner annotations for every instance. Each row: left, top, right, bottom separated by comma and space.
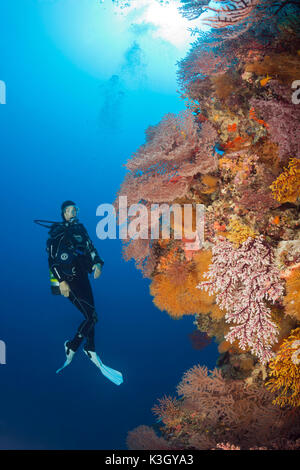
0, 0, 218, 449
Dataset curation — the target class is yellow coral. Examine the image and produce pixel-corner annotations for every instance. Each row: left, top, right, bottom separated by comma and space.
283, 266, 300, 321
265, 328, 300, 408
223, 217, 257, 246
269, 158, 300, 203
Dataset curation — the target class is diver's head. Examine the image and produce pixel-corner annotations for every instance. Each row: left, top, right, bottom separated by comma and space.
61, 200, 79, 221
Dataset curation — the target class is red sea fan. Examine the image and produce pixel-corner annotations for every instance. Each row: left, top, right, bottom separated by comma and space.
119, 225, 160, 279
203, 0, 260, 29
179, 0, 260, 26
177, 121, 218, 177
177, 38, 237, 85
125, 110, 217, 173
178, 0, 211, 21
126, 425, 174, 451
113, 111, 217, 207
115, 170, 191, 205
112, 111, 219, 277
249, 97, 300, 162
237, 185, 281, 216
174, 365, 298, 448
127, 365, 300, 450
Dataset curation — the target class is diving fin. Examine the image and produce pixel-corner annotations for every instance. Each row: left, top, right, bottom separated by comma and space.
56, 341, 76, 374
84, 350, 123, 386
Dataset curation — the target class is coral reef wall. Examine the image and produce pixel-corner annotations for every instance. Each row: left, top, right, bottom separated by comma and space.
113, 0, 300, 450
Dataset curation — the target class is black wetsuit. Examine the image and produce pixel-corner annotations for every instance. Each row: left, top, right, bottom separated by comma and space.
46, 217, 104, 352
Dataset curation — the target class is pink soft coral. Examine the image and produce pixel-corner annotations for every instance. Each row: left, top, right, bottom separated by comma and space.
197, 235, 285, 363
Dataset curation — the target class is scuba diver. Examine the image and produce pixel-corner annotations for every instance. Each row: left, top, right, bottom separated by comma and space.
36, 201, 123, 385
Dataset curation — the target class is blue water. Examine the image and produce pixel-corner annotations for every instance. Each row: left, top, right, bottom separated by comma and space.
0, 1, 218, 449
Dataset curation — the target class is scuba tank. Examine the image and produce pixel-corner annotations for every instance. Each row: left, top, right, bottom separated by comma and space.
49, 268, 61, 295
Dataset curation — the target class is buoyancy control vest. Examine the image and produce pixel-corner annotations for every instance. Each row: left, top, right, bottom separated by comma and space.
34, 218, 98, 295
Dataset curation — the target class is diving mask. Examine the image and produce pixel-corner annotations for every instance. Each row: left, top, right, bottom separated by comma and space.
64, 205, 80, 219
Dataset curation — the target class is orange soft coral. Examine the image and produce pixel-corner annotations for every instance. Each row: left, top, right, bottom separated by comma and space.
283, 266, 300, 321
156, 245, 182, 273
200, 175, 218, 194
269, 158, 300, 203
150, 249, 225, 319
265, 328, 300, 408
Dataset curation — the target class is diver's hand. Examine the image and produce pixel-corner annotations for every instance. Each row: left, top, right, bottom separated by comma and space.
59, 281, 70, 297
92, 263, 102, 279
